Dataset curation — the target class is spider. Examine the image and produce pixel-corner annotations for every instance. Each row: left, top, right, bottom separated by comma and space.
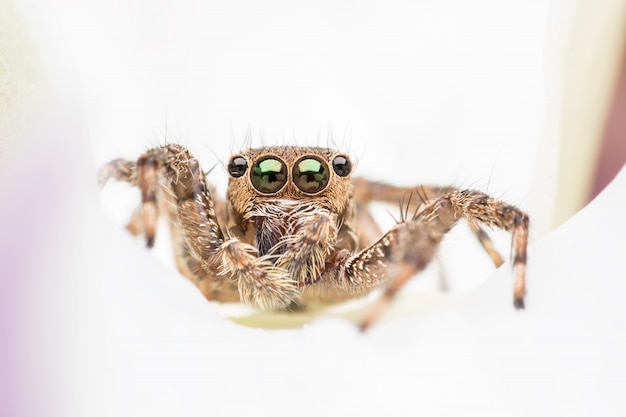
98, 144, 528, 330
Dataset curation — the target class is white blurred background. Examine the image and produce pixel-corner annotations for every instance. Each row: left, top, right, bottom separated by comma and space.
46, 0, 559, 292
34, 0, 625, 292
1, 0, 625, 416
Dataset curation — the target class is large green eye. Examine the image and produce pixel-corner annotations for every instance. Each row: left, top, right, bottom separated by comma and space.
293, 157, 329, 194
251, 157, 287, 193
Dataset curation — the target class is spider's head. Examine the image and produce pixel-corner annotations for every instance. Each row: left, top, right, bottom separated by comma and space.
225, 146, 354, 221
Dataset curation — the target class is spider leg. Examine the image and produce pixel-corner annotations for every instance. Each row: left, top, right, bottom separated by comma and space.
323, 199, 454, 328
352, 178, 505, 267
353, 201, 383, 248
99, 144, 298, 309
322, 188, 528, 331
468, 222, 504, 267
98, 158, 137, 188
359, 190, 528, 330
98, 159, 159, 247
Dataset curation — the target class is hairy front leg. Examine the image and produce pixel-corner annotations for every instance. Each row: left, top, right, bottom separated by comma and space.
99, 144, 298, 309
322, 189, 528, 330
322, 198, 455, 303
353, 177, 506, 268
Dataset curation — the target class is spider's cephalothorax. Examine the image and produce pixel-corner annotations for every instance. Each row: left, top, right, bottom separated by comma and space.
99, 144, 529, 330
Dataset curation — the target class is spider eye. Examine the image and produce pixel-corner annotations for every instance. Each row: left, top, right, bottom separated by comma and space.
293, 157, 329, 194
251, 157, 287, 193
227, 156, 248, 178
332, 155, 351, 177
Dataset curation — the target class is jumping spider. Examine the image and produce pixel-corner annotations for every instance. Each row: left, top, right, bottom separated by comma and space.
99, 144, 528, 330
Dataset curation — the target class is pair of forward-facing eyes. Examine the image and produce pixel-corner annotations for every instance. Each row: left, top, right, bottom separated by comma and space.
227, 154, 352, 194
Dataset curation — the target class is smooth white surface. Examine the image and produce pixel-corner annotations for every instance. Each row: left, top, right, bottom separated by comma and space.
6, 114, 626, 417
5, 1, 626, 417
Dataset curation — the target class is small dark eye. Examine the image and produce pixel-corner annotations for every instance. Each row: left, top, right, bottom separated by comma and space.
293, 157, 329, 194
332, 155, 351, 177
251, 157, 287, 193
228, 156, 248, 177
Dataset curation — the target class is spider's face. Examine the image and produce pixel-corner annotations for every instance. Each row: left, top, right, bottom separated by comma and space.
226, 146, 354, 220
